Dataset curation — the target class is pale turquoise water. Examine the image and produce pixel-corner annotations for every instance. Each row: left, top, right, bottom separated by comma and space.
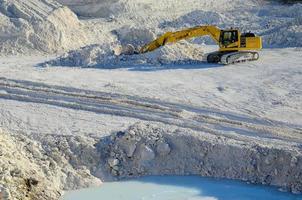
63, 176, 302, 200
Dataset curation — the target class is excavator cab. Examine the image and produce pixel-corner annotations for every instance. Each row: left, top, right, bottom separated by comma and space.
220, 30, 239, 48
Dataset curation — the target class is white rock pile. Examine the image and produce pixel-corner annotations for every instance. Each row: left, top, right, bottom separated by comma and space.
0, 0, 90, 55
0, 129, 102, 200
45, 41, 205, 68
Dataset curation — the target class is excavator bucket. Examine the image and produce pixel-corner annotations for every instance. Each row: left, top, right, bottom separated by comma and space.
113, 44, 139, 56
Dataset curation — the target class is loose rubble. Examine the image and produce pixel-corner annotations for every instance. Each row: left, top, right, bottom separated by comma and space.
44, 42, 205, 68
0, 129, 101, 200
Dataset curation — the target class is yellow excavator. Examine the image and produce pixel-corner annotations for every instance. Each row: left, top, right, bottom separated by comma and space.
123, 25, 262, 65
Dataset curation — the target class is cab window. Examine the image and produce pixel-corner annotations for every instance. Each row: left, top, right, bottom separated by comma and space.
221, 31, 238, 46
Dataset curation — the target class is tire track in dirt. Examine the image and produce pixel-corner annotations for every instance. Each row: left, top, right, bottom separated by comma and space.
0, 77, 301, 144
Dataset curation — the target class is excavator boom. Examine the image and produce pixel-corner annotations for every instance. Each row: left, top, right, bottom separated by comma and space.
139, 25, 221, 54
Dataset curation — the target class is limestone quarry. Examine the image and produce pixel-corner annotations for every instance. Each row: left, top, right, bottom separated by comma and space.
0, 0, 301, 199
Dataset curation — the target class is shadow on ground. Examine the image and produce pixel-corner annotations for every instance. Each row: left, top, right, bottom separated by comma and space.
125, 62, 221, 71
37, 59, 222, 71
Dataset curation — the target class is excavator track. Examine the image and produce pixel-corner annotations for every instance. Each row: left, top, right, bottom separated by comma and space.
207, 51, 259, 65
220, 51, 259, 65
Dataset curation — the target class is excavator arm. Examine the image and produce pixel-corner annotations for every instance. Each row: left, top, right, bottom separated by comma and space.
139, 25, 221, 54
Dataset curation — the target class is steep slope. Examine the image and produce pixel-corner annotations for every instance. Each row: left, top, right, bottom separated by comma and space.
0, 129, 102, 200
0, 0, 90, 54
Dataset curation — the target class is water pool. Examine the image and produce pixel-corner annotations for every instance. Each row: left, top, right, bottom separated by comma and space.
63, 176, 302, 200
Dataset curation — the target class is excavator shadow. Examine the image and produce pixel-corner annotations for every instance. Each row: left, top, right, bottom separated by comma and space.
126, 61, 222, 71
37, 59, 222, 71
